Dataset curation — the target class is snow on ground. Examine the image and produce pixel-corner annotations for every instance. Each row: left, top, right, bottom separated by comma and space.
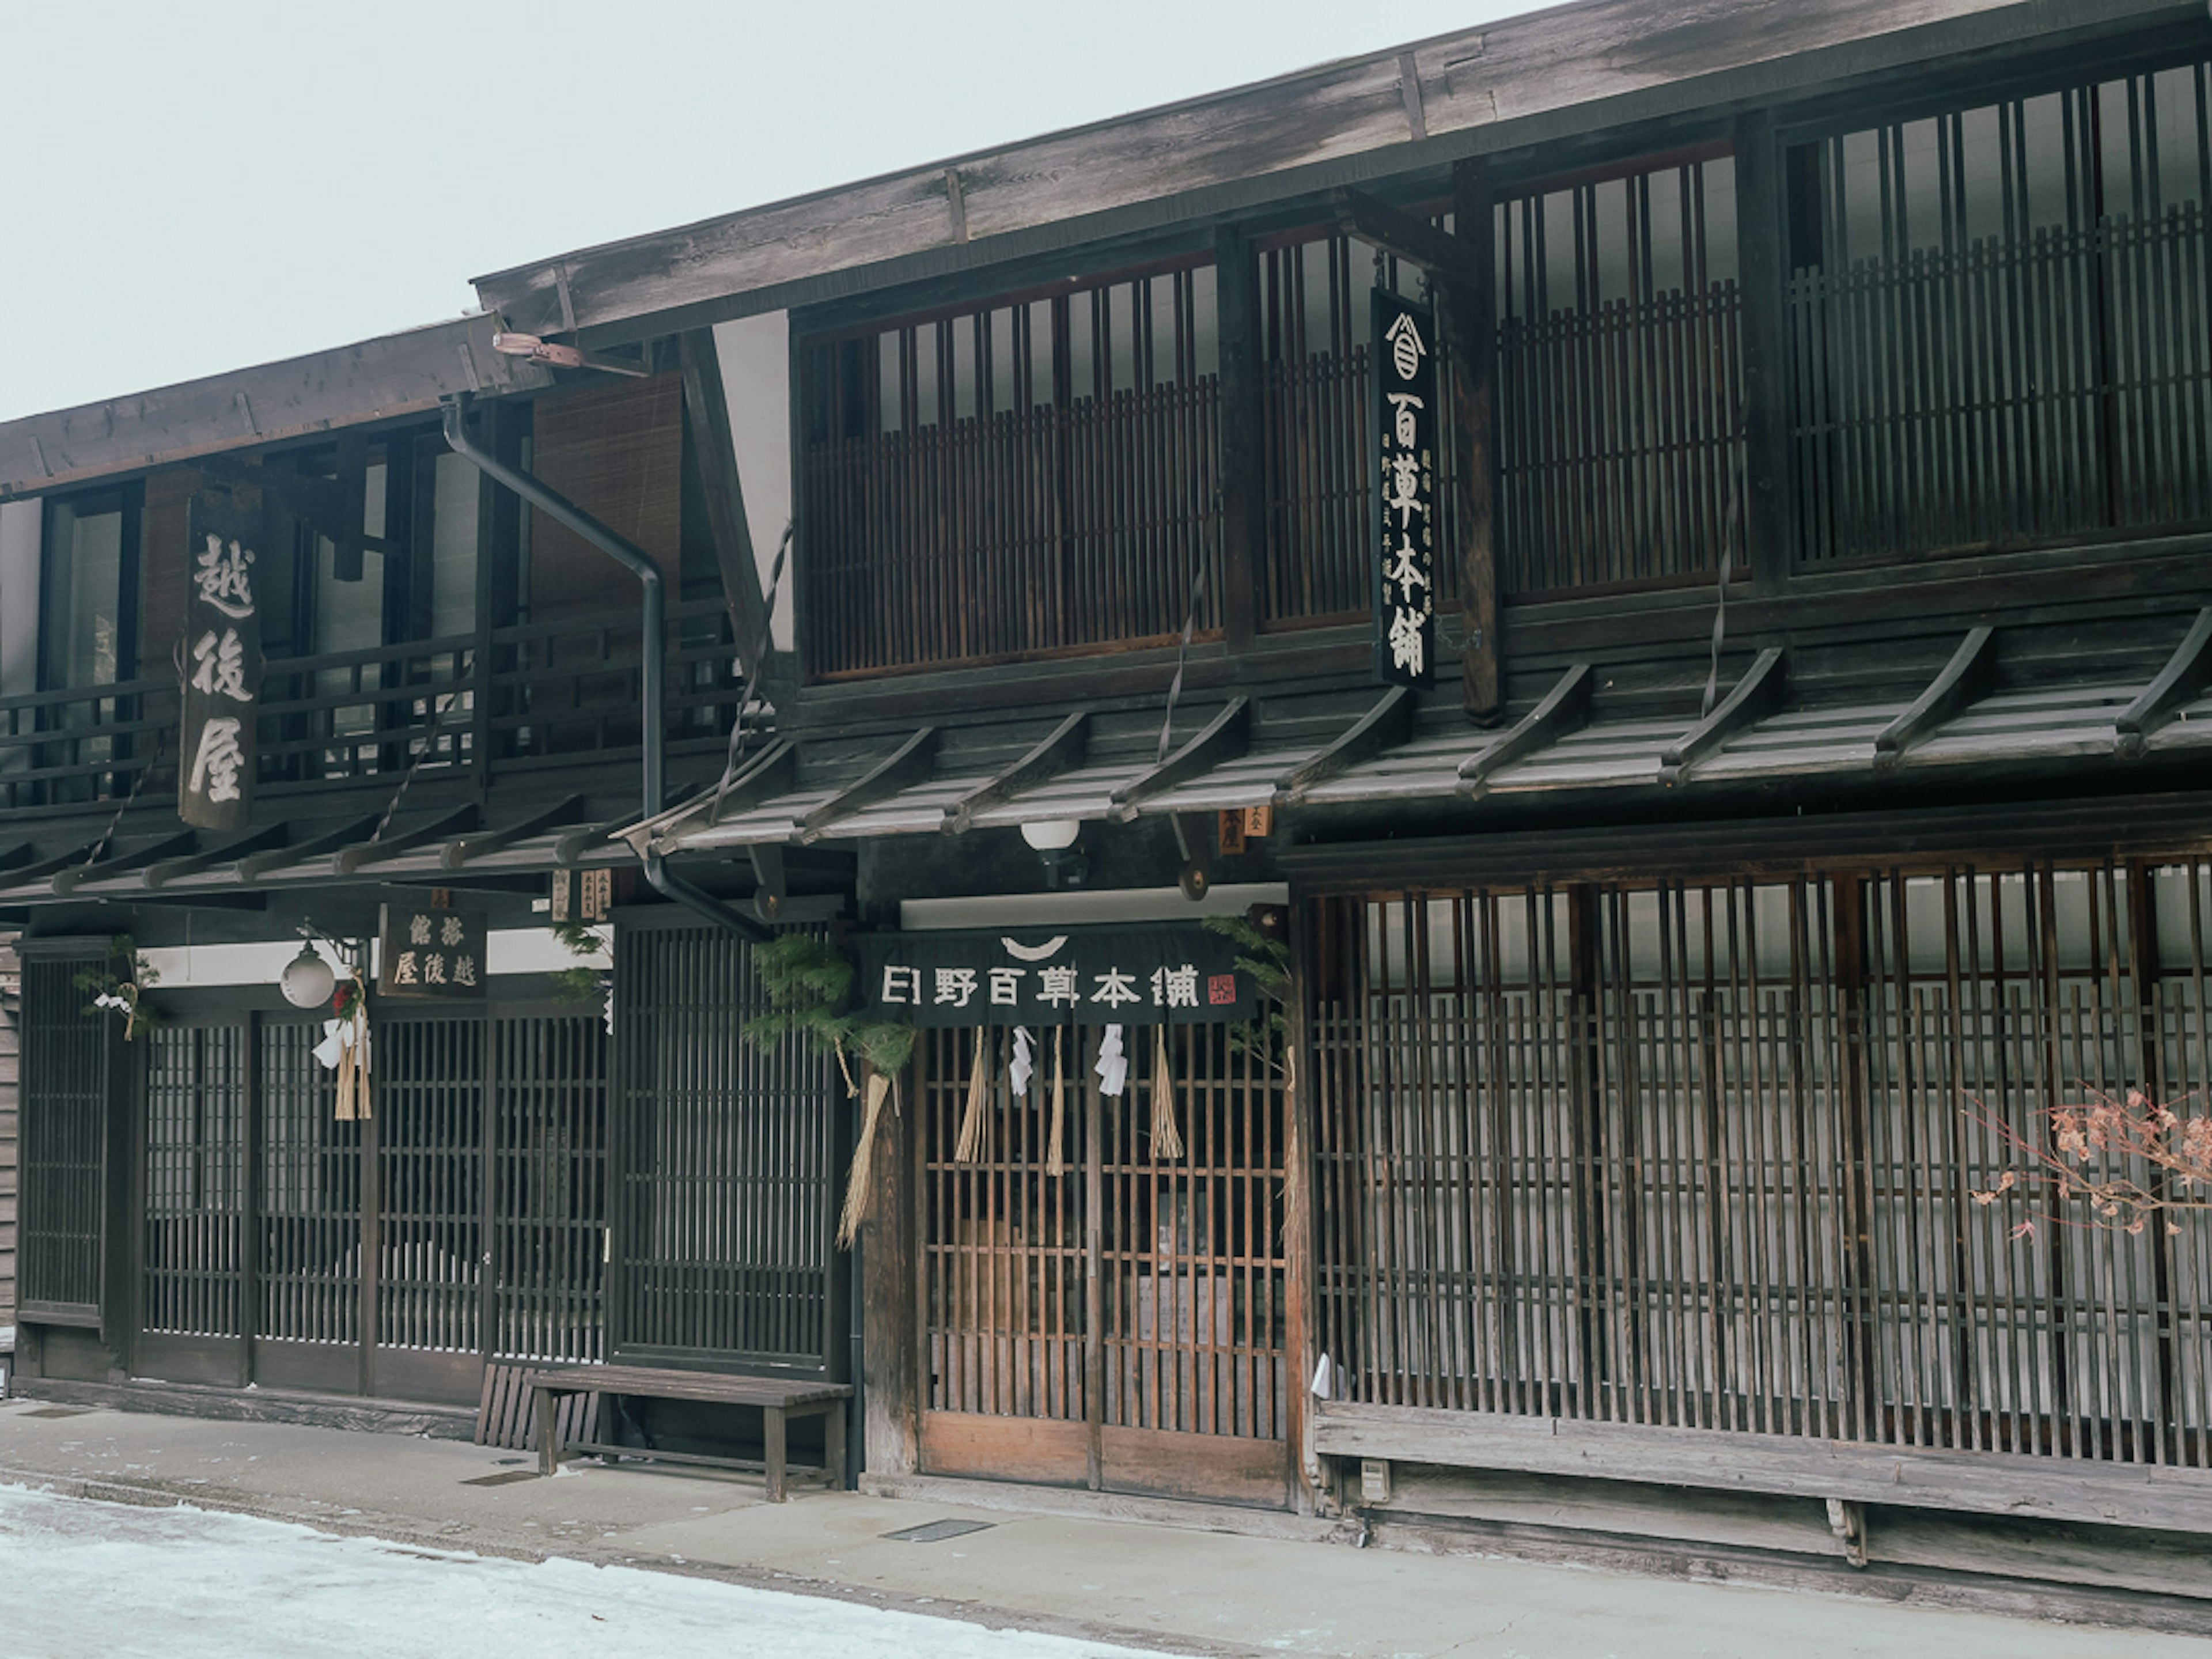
1, 1484, 1164, 1659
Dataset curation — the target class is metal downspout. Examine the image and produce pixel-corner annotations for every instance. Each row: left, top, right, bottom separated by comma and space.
441, 392, 771, 944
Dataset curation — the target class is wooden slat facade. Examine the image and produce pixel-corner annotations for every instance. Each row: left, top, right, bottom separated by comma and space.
1312, 857, 2212, 1473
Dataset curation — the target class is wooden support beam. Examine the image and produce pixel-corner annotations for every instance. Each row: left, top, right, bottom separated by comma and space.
1659, 647, 1786, 785
142, 822, 293, 888
2117, 607, 2212, 759
800, 726, 941, 844
442, 794, 589, 869
1215, 226, 1264, 654
1447, 157, 1503, 725
1873, 626, 1995, 773
1109, 698, 1252, 821
1734, 111, 1795, 596
1458, 663, 1593, 799
556, 817, 645, 867
0, 843, 36, 873
1329, 188, 1486, 296
50, 831, 198, 896
677, 329, 774, 680
334, 805, 481, 876
1274, 687, 1415, 805
944, 711, 1090, 834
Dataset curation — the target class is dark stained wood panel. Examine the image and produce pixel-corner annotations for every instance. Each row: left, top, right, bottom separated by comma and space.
529, 374, 684, 624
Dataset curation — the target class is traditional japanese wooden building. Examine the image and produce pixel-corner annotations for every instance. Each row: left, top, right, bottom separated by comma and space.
9, 0, 2212, 1612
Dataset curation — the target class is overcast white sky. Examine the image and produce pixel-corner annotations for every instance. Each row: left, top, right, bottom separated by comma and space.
0, 1, 1544, 425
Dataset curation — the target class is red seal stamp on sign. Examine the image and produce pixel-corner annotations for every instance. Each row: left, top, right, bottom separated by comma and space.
1207, 974, 1237, 1006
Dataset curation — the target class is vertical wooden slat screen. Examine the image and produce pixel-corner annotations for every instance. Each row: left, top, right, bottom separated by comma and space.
1790, 54, 2212, 564
490, 1011, 608, 1364
375, 1015, 485, 1354
256, 1019, 356, 1346
1312, 861, 2212, 1468
921, 1021, 1288, 1440
17, 956, 109, 1319
801, 262, 1222, 677
141, 1022, 246, 1338
612, 921, 838, 1369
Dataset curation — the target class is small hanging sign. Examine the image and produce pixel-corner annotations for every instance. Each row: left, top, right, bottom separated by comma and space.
376, 902, 487, 998
180, 484, 265, 829
856, 923, 1255, 1027
1373, 288, 1438, 689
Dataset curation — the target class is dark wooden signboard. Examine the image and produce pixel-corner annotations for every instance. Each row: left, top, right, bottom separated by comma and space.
376, 903, 488, 998
1373, 288, 1438, 689
856, 925, 1256, 1027
180, 486, 264, 828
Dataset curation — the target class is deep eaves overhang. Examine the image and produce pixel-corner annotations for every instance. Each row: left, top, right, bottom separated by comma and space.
0, 311, 551, 503
471, 0, 2209, 347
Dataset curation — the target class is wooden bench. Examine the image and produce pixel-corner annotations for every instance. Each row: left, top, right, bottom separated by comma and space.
523, 1364, 852, 1501
1313, 1400, 2212, 1559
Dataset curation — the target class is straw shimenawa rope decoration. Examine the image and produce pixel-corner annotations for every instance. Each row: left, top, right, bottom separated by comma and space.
1046, 1027, 1069, 1178
838, 1070, 894, 1248
1149, 1024, 1183, 1160
954, 1028, 991, 1165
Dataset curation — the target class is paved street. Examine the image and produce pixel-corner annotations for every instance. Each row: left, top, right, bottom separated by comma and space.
4, 1398, 2207, 1657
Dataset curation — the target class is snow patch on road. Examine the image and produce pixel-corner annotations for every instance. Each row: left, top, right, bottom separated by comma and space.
1, 1483, 1163, 1659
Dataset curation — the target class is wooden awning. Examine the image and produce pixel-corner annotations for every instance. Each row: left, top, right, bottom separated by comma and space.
626, 612, 2212, 858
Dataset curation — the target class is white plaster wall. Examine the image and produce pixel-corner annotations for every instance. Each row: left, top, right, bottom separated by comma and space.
712, 312, 793, 651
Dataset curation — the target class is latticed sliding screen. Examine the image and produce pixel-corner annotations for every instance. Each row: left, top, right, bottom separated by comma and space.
800, 261, 1224, 675
18, 957, 109, 1317
1790, 51, 2212, 562
258, 1019, 355, 1345
491, 1013, 608, 1364
143, 1024, 246, 1337
920, 1021, 1289, 1440
1312, 861, 2212, 1468
613, 922, 838, 1367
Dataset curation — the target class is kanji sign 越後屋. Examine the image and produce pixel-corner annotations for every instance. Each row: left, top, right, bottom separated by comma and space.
376, 904, 487, 999
1373, 289, 1437, 690
180, 486, 264, 828
857, 925, 1256, 1027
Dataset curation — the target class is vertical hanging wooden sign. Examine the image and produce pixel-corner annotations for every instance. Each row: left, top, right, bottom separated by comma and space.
180, 484, 263, 829
1373, 289, 1438, 688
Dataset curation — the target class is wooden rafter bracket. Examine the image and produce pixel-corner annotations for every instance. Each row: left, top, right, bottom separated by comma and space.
1330, 188, 1486, 298
1459, 663, 1593, 799
443, 794, 589, 869
1874, 626, 1994, 774
2116, 607, 2212, 760
799, 726, 940, 845
51, 831, 198, 896
142, 822, 293, 888
1659, 647, 1786, 786
332, 805, 480, 877
1109, 698, 1252, 823
0, 838, 145, 891
1274, 687, 1414, 806
558, 818, 645, 868
233, 816, 382, 884
944, 711, 1092, 834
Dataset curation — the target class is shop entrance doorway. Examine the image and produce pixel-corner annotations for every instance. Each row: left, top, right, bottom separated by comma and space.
915, 1023, 1291, 1508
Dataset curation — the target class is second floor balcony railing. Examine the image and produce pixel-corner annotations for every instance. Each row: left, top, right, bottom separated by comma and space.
0, 596, 751, 819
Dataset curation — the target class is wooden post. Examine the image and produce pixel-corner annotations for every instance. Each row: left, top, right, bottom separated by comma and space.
859, 1058, 919, 1477
1446, 160, 1502, 724
1734, 111, 1794, 596
1215, 224, 1264, 654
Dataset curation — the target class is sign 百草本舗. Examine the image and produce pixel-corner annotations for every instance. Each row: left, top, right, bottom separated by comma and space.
855, 925, 1256, 1027
1372, 288, 1437, 689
